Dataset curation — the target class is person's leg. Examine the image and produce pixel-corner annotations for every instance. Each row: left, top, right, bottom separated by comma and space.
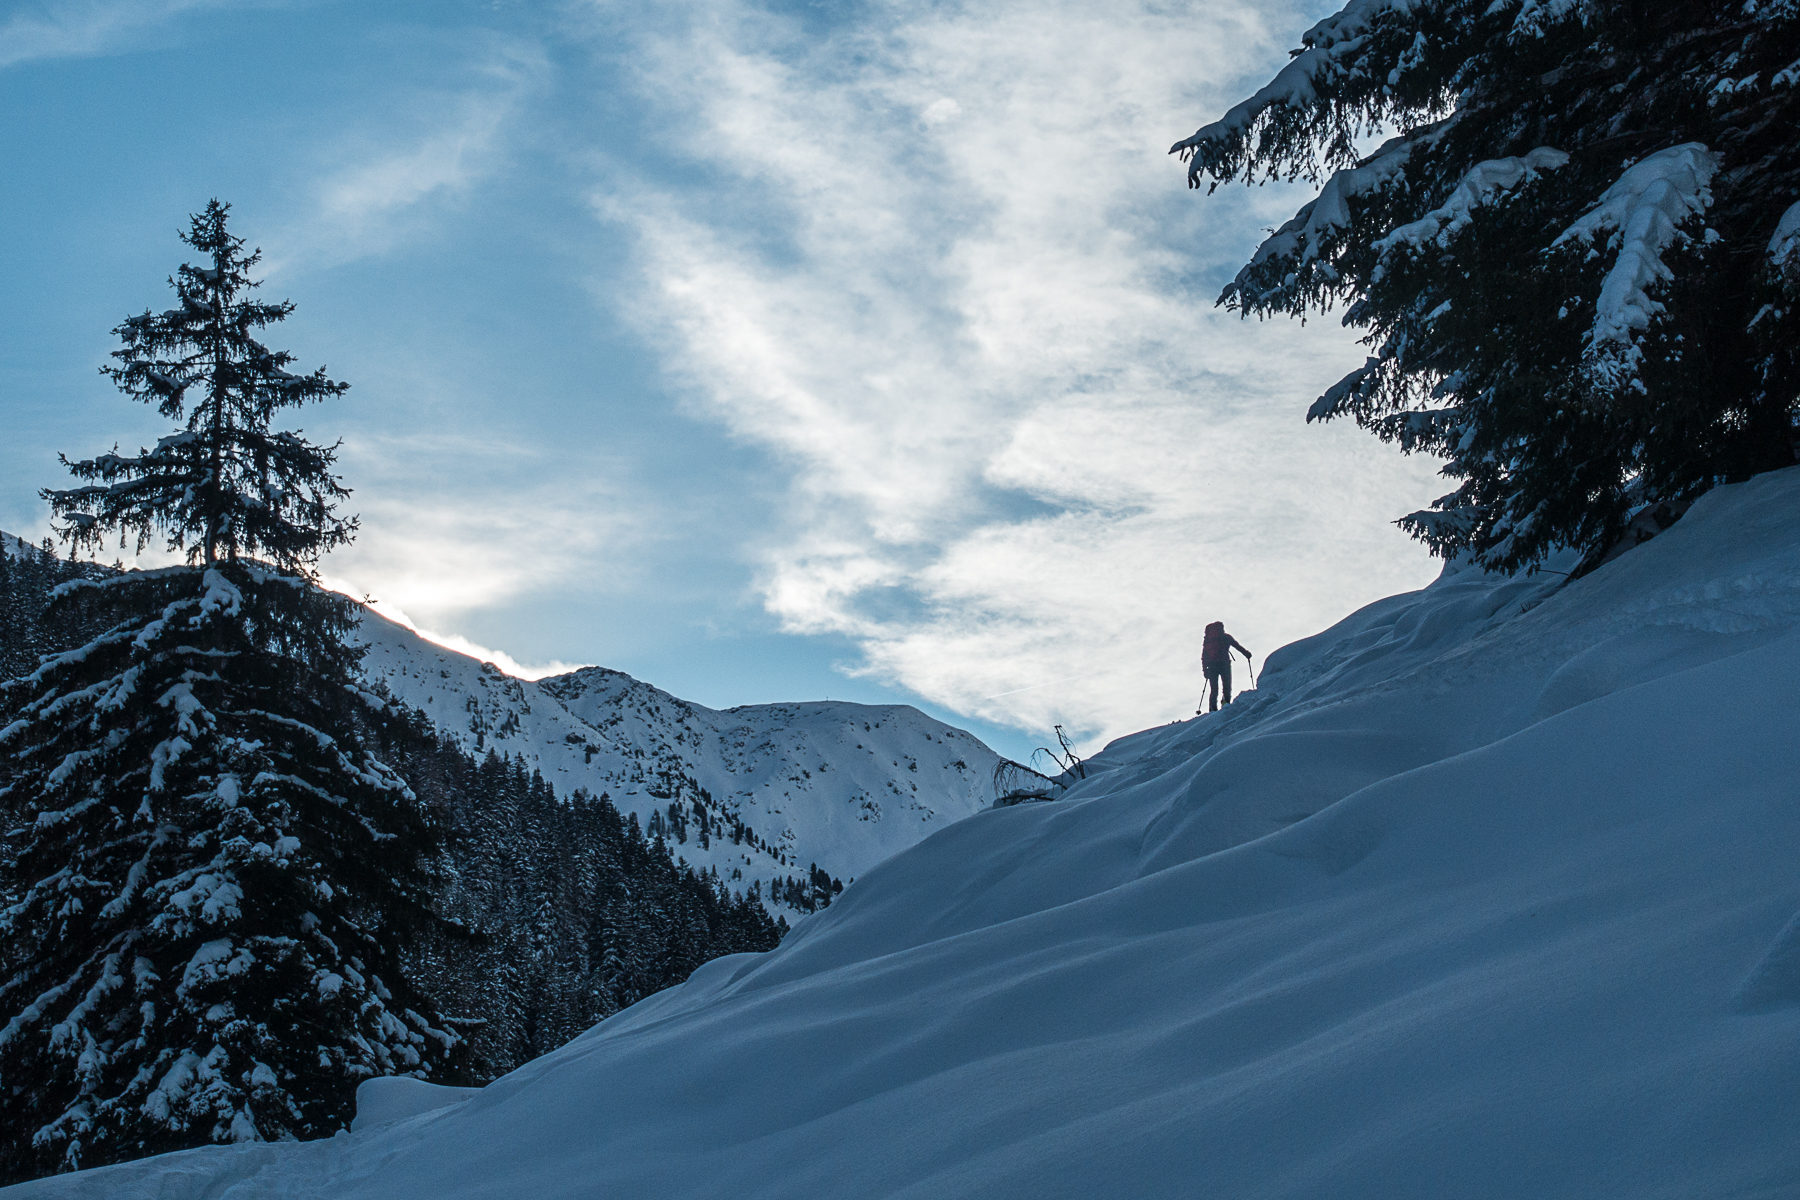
1221, 662, 1232, 706
1207, 669, 1220, 712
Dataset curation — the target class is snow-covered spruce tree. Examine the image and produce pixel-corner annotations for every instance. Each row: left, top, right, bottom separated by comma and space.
0, 201, 456, 1182
1175, 0, 1800, 570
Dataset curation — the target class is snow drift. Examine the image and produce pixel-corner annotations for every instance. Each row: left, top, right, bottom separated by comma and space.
14, 466, 1800, 1199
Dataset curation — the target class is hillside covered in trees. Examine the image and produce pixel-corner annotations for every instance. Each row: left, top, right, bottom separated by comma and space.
0, 205, 844, 1183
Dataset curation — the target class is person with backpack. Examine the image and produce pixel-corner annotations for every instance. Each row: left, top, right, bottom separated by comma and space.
1200, 621, 1252, 713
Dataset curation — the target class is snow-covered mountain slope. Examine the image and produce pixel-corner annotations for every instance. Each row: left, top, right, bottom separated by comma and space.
354, 613, 998, 901
19, 467, 1800, 1199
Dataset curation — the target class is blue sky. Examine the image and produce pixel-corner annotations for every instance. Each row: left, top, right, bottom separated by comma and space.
0, 0, 1443, 763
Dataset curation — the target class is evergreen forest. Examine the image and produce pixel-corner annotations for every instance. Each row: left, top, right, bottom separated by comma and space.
0, 205, 780, 1183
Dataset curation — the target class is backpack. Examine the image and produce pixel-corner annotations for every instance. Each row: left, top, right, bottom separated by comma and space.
1202, 622, 1229, 668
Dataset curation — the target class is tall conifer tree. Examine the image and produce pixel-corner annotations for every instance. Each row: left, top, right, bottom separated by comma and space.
1176, 0, 1800, 570
0, 201, 455, 1182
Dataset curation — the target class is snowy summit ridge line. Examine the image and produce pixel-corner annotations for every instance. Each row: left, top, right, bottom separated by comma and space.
351, 609, 1001, 910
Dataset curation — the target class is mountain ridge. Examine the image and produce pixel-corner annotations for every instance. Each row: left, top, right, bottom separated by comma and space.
0, 534, 1004, 915
24, 464, 1800, 1198
352, 608, 1001, 910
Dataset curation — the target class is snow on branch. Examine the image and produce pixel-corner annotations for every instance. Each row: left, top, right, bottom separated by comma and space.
1258, 134, 1417, 270
0, 978, 78, 1050
1505, 0, 1589, 41
1398, 503, 1477, 542
1170, 44, 1333, 168
1374, 146, 1569, 256
1552, 144, 1719, 381
1223, 124, 1455, 314
1770, 199, 1800, 270
1171, 0, 1589, 187
1170, 0, 1424, 183
1309, 357, 1382, 422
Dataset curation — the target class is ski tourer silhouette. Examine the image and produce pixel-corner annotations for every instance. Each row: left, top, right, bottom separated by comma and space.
1199, 621, 1251, 714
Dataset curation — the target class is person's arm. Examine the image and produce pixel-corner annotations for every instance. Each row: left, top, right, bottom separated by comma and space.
1231, 636, 1252, 660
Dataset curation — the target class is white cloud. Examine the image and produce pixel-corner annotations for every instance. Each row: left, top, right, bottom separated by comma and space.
319, 430, 651, 632
920, 97, 961, 127
0, 0, 231, 69
317, 111, 501, 228
269, 36, 550, 270
591, 0, 1445, 750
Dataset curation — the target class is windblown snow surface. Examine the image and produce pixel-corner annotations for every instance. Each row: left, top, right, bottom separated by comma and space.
352, 614, 999, 903
15, 467, 1800, 1198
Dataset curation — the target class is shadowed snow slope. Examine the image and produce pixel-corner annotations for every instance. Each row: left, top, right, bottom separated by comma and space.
15, 468, 1800, 1198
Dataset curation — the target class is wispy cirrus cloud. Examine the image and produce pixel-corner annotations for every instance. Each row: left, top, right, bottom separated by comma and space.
588, 0, 1446, 748
269, 35, 551, 270
0, 0, 236, 69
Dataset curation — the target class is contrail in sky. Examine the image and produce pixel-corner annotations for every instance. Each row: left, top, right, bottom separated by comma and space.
984, 672, 1106, 701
